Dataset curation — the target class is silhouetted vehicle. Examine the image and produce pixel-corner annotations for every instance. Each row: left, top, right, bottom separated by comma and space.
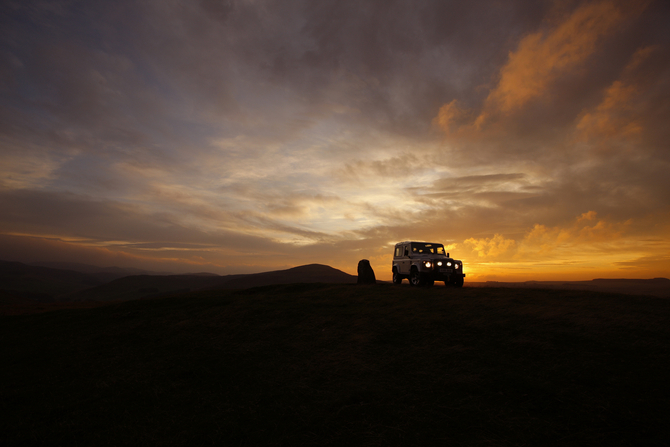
392, 241, 465, 287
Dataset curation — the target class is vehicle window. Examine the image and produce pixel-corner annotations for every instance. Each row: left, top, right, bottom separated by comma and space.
394, 247, 402, 257
409, 243, 446, 255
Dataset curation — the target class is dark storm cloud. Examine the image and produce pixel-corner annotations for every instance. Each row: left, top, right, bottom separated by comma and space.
0, 0, 559, 156
283, 0, 550, 133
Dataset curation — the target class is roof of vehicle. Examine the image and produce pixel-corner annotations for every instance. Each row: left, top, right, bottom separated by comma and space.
395, 241, 443, 246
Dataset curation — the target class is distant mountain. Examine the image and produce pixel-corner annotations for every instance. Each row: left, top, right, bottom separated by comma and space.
590, 278, 670, 284
29, 261, 174, 282
472, 278, 670, 298
584, 278, 670, 297
2, 261, 358, 302
0, 260, 105, 301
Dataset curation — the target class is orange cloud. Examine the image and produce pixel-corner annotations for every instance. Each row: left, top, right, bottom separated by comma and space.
458, 211, 643, 281
435, 1, 649, 134
487, 2, 629, 114
520, 211, 629, 255
575, 46, 656, 147
464, 233, 517, 259
462, 211, 630, 263
434, 99, 470, 136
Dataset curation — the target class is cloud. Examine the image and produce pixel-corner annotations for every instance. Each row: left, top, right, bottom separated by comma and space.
417, 173, 530, 195
574, 45, 663, 150
433, 100, 471, 137
520, 211, 629, 254
464, 234, 517, 259
1, 0, 669, 281
434, 1, 653, 145
463, 211, 630, 263
576, 79, 642, 143
482, 1, 635, 116
455, 211, 663, 281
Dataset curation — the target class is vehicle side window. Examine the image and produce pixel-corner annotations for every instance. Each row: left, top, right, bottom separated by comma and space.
394, 247, 402, 257
404, 246, 409, 256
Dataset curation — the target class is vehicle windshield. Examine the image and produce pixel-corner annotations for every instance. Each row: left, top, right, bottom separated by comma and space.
411, 243, 445, 255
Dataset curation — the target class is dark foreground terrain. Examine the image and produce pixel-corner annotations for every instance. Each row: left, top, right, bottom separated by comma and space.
2, 284, 669, 446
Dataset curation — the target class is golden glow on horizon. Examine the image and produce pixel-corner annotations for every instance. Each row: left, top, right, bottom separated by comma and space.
3, 223, 670, 281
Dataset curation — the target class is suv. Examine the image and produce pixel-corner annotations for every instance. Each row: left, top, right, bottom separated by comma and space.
392, 241, 465, 287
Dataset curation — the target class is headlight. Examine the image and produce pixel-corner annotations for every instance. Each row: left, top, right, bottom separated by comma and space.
424, 261, 432, 268
446, 262, 452, 267
455, 264, 460, 269
437, 261, 443, 267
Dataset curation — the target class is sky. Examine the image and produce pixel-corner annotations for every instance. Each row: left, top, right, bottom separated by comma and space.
1, 0, 669, 281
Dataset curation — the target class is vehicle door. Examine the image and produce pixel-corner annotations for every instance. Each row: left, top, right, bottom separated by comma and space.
399, 244, 411, 274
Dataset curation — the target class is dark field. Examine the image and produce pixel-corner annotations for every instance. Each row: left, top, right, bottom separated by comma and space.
2, 284, 669, 446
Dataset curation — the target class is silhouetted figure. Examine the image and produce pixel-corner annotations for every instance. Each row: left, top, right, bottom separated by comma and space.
357, 259, 376, 284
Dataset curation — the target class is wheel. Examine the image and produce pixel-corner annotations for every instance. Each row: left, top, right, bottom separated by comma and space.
409, 268, 422, 287
453, 276, 464, 288
392, 270, 403, 284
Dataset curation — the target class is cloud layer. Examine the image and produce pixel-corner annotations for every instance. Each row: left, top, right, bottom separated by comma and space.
1, 0, 669, 279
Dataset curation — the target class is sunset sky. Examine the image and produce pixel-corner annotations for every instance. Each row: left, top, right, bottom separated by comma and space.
1, 0, 669, 281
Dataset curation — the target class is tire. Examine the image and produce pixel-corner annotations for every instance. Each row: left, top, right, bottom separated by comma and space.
409, 268, 422, 287
392, 270, 403, 284
453, 276, 464, 288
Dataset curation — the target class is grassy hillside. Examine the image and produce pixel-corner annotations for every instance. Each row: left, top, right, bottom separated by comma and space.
2, 284, 669, 446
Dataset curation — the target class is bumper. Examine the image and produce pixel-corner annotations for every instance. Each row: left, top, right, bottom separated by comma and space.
421, 269, 465, 281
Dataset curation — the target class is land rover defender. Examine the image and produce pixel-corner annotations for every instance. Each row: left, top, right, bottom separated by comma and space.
392, 241, 465, 287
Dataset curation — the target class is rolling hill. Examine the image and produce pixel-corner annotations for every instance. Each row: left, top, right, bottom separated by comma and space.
63, 263, 356, 301
209, 263, 357, 290
1, 261, 356, 303
4, 259, 668, 305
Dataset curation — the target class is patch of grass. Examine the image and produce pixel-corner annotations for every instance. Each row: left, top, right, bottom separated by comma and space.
2, 284, 669, 446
